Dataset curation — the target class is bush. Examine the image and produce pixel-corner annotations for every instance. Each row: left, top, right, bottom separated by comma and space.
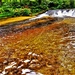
0, 0, 49, 19
31, 6, 41, 13
14, 8, 31, 16
0, 6, 15, 19
48, 1, 57, 8
22, 8, 31, 16
9, 2, 21, 8
48, 0, 72, 9
0, 6, 31, 19
30, 2, 49, 13
0, 12, 14, 19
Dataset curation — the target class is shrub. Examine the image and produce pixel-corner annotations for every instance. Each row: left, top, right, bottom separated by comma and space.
0, 5, 31, 19
21, 8, 31, 16
13, 8, 22, 16
13, 8, 31, 16
48, 0, 72, 9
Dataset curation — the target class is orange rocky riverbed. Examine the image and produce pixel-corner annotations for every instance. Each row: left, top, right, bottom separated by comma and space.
0, 17, 75, 75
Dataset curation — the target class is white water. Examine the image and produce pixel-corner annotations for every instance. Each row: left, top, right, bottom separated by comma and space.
51, 9, 75, 17
30, 9, 75, 20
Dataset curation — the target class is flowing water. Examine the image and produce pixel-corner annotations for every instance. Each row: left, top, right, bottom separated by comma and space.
34, 9, 75, 19
0, 14, 75, 75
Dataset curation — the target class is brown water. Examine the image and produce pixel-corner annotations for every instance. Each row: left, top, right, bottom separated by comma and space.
0, 17, 75, 75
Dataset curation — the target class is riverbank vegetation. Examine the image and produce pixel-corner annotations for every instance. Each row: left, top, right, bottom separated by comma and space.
0, 0, 75, 19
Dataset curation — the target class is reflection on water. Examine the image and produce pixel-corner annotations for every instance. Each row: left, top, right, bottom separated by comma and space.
0, 18, 75, 75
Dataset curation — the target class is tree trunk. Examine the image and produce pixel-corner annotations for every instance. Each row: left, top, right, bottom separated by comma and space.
0, 0, 2, 5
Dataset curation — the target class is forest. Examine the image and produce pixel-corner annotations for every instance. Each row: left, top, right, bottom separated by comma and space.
0, 0, 75, 19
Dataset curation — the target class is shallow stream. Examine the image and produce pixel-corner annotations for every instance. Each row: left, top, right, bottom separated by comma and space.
0, 16, 75, 75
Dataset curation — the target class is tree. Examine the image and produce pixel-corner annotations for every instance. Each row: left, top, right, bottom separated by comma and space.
38, 0, 41, 4
0, 0, 2, 5
70, 0, 74, 8
20, 0, 21, 3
